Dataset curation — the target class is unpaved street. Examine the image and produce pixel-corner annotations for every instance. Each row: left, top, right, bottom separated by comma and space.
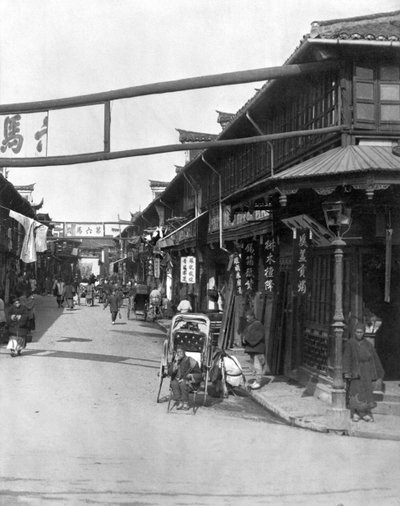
0, 296, 399, 505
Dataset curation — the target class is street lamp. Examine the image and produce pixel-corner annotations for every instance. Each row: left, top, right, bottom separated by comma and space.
322, 199, 352, 429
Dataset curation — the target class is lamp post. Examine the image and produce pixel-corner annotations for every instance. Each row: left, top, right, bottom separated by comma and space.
322, 200, 352, 428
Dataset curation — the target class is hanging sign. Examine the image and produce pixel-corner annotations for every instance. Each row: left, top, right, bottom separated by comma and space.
293, 230, 311, 296
243, 241, 257, 292
232, 253, 242, 295
180, 256, 196, 284
263, 235, 279, 294
153, 257, 161, 279
0, 112, 48, 157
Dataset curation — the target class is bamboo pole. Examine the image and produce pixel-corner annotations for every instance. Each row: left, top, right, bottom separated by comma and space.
0, 61, 339, 114
0, 125, 342, 167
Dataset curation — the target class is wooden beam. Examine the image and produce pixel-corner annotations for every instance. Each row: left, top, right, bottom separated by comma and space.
0, 125, 342, 167
0, 61, 339, 114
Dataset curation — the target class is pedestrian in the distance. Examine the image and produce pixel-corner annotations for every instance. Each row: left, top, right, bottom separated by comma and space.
86, 282, 94, 306
53, 278, 65, 308
343, 323, 384, 422
104, 289, 121, 324
6, 298, 29, 357
19, 291, 35, 340
242, 310, 268, 390
63, 281, 75, 310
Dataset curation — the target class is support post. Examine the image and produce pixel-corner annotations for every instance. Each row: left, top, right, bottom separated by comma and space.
327, 237, 348, 429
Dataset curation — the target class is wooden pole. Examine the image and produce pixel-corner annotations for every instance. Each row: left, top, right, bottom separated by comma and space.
0, 61, 339, 114
0, 125, 342, 167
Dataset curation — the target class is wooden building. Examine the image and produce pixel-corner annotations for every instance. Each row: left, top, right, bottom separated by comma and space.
138, 10, 400, 397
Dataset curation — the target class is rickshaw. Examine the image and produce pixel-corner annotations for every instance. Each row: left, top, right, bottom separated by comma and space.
127, 284, 149, 320
156, 313, 213, 412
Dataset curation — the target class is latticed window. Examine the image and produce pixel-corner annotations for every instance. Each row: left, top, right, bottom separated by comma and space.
354, 62, 400, 129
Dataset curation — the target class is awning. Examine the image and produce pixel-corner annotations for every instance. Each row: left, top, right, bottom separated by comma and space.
157, 211, 208, 249
223, 145, 400, 205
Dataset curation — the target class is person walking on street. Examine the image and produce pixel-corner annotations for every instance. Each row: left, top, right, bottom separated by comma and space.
242, 310, 268, 390
6, 298, 29, 357
63, 281, 75, 310
53, 278, 65, 308
104, 289, 121, 324
19, 291, 35, 340
343, 322, 384, 422
86, 282, 95, 306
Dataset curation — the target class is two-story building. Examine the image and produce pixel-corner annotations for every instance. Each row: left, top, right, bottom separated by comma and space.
136, 10, 400, 404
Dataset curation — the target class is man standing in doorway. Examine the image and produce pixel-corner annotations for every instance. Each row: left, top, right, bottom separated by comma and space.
242, 310, 268, 390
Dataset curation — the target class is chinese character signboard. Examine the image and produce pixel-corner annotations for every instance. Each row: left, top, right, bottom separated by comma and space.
293, 231, 311, 296
242, 241, 257, 292
0, 113, 48, 157
263, 235, 279, 294
65, 223, 104, 237
153, 257, 160, 279
180, 256, 196, 284
232, 253, 242, 294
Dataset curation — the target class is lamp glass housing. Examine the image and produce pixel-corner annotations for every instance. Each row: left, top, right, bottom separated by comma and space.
322, 200, 352, 236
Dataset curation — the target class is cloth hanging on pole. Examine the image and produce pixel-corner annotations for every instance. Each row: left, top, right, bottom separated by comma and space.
9, 210, 48, 262
9, 210, 37, 263
35, 224, 49, 252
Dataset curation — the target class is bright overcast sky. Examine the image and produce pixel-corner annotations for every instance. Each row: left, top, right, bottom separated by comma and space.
1, 0, 398, 222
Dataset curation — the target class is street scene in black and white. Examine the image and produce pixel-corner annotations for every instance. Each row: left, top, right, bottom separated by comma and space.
0, 1, 400, 505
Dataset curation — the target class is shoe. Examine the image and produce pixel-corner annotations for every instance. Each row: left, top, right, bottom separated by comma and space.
362, 414, 373, 422
249, 382, 261, 390
352, 413, 361, 422
112, 321, 115, 325
181, 403, 190, 410
176, 402, 184, 410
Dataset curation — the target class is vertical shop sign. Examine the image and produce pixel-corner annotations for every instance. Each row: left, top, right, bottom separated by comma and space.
264, 235, 278, 293
293, 231, 311, 296
147, 256, 154, 278
153, 257, 160, 278
180, 256, 196, 284
243, 241, 256, 292
232, 253, 242, 294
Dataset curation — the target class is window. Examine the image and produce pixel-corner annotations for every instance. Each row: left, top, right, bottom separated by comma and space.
354, 62, 400, 129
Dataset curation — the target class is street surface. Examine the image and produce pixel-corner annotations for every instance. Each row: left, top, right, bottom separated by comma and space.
0, 295, 399, 505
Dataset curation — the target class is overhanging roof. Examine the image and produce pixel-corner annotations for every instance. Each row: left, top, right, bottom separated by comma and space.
157, 211, 208, 249
224, 145, 400, 204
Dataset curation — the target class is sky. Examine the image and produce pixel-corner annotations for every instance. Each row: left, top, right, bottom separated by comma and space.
0, 0, 399, 223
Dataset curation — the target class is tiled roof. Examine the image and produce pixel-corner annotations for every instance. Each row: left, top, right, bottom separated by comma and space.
310, 10, 400, 41
176, 129, 218, 143
270, 145, 400, 181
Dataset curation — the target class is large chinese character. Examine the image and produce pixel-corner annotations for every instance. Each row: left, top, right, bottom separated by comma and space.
264, 279, 274, 292
265, 239, 276, 251
298, 280, 307, 294
1, 114, 24, 154
245, 243, 254, 253
264, 266, 274, 278
299, 249, 307, 262
299, 233, 308, 248
34, 116, 48, 153
86, 227, 93, 234
265, 253, 276, 265
96, 226, 102, 234
297, 264, 306, 278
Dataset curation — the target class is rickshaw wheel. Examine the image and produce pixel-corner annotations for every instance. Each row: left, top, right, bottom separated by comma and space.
156, 364, 165, 403
203, 367, 209, 406
157, 339, 169, 403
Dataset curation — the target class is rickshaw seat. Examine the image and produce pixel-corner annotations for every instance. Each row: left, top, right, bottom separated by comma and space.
173, 330, 205, 353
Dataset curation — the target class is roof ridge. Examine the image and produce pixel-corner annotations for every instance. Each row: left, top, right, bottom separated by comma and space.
314, 10, 400, 27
